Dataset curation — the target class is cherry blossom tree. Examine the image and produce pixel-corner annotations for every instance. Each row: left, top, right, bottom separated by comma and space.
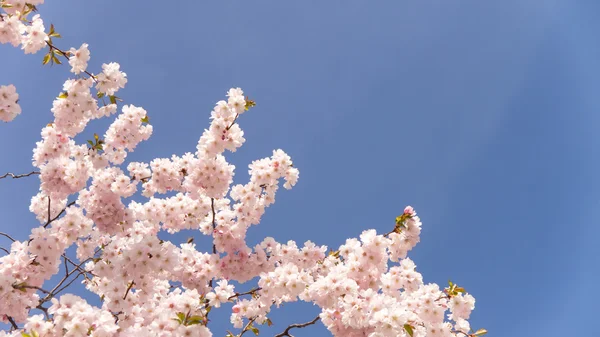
0, 1, 487, 336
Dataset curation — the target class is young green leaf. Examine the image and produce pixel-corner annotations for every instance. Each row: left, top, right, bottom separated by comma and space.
186, 315, 204, 326
42, 53, 51, 65
404, 324, 414, 337
474, 328, 488, 336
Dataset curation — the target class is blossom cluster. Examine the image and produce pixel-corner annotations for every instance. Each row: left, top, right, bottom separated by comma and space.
0, 2, 484, 337
0, 84, 21, 122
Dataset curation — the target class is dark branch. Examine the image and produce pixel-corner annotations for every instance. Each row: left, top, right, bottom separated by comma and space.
45, 41, 98, 82
123, 280, 135, 300
0, 171, 40, 180
0, 232, 16, 242
228, 287, 262, 300
274, 315, 321, 337
226, 113, 239, 130
44, 201, 76, 228
238, 317, 257, 337
46, 196, 51, 226
6, 316, 18, 330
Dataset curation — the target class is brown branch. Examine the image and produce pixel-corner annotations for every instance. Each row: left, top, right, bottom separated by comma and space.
35, 304, 50, 320
0, 246, 9, 254
45, 196, 51, 226
44, 201, 76, 228
39, 256, 94, 304
274, 315, 321, 337
123, 280, 135, 300
228, 287, 262, 300
15, 284, 51, 294
0, 171, 40, 180
45, 41, 98, 82
0, 232, 16, 242
53, 271, 86, 296
6, 316, 18, 330
208, 198, 217, 286
63, 255, 69, 277
204, 198, 218, 324
238, 317, 257, 337
226, 113, 239, 131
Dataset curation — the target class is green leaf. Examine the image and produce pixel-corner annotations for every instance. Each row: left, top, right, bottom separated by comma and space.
87, 140, 94, 147
455, 287, 465, 293
94, 133, 99, 141
474, 328, 488, 336
2, 3, 14, 8
51, 54, 61, 65
266, 318, 273, 327
32, 331, 40, 337
96, 92, 105, 98
58, 92, 68, 99
21, 333, 32, 337
175, 312, 186, 324
186, 315, 204, 326
42, 53, 51, 65
140, 115, 150, 124
404, 324, 414, 337
244, 97, 256, 111
250, 326, 259, 336
109, 95, 117, 105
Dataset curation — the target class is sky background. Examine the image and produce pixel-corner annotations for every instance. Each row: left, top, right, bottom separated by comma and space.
1, 0, 599, 336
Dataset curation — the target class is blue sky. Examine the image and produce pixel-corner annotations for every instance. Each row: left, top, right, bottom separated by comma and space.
1, 0, 599, 336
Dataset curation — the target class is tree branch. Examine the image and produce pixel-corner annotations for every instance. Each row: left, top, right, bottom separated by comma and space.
0, 171, 40, 180
0, 232, 16, 242
228, 287, 262, 300
238, 317, 257, 337
45, 41, 98, 82
123, 280, 135, 300
6, 316, 18, 330
274, 315, 321, 337
44, 201, 76, 228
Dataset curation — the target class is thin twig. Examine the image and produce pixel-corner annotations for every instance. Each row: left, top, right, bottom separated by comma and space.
44, 201, 76, 228
45, 196, 51, 226
205, 198, 219, 324
228, 287, 262, 300
45, 41, 98, 82
238, 317, 257, 337
39, 256, 94, 304
0, 247, 9, 254
0, 232, 16, 242
0, 171, 40, 180
123, 280, 135, 300
274, 315, 321, 337
226, 113, 239, 130
16, 284, 51, 294
53, 271, 86, 296
63, 255, 69, 277
36, 304, 50, 320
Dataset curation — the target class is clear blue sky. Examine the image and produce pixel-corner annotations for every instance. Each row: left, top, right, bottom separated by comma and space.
1, 1, 599, 336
